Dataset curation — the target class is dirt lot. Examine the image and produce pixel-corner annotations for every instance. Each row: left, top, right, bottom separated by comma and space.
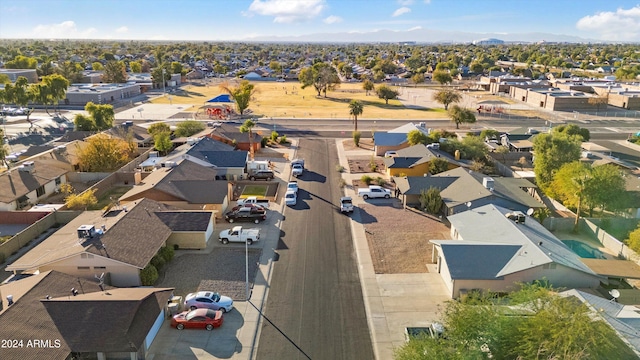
359, 201, 451, 274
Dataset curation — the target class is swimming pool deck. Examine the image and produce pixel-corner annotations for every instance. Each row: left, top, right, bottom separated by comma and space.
553, 230, 618, 260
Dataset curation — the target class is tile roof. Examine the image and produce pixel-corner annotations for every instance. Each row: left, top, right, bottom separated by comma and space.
0, 271, 107, 360
42, 287, 174, 353
0, 158, 69, 203
155, 211, 212, 231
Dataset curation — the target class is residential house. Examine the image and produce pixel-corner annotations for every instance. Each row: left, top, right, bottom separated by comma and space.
105, 122, 154, 148
394, 167, 542, 215
6, 198, 215, 286
121, 159, 232, 214
383, 144, 458, 177
560, 289, 640, 357
206, 124, 263, 153
0, 68, 38, 83
138, 137, 248, 179
430, 204, 603, 298
373, 122, 431, 156
0, 158, 69, 211
0, 270, 173, 360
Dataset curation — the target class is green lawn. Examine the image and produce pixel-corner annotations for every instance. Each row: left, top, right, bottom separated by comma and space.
240, 185, 268, 197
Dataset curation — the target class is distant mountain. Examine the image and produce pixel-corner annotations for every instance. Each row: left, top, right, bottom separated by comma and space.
244, 28, 600, 44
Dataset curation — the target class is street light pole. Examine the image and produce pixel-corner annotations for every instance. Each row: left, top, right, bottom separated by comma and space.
245, 239, 250, 300
162, 69, 166, 96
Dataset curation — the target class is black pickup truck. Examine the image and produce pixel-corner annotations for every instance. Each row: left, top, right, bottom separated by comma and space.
224, 208, 267, 224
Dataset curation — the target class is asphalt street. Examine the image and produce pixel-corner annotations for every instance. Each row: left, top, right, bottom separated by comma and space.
256, 139, 374, 360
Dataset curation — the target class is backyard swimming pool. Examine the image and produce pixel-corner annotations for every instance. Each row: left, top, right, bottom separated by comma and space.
562, 240, 607, 259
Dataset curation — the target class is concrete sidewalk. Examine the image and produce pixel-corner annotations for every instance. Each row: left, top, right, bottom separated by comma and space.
335, 138, 450, 359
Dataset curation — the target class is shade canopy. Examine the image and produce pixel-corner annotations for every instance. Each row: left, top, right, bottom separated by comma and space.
206, 94, 234, 103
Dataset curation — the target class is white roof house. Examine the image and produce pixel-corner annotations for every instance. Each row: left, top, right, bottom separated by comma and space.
430, 204, 603, 298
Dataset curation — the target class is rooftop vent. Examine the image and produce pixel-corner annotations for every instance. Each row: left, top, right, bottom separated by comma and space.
187, 137, 198, 146
482, 177, 495, 191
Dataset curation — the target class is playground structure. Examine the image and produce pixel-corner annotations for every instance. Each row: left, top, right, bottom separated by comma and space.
202, 105, 235, 120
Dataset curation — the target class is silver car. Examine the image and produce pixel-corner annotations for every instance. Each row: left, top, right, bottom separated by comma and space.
184, 291, 234, 312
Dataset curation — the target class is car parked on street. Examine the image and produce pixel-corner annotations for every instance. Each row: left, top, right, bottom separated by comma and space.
292, 164, 304, 177
340, 197, 354, 213
287, 181, 299, 193
285, 190, 297, 206
171, 308, 224, 330
184, 291, 234, 312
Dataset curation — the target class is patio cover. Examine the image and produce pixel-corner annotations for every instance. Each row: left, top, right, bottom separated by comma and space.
206, 94, 234, 103
581, 259, 640, 279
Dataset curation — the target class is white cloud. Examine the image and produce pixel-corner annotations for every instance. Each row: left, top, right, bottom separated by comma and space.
397, 0, 414, 5
423, 0, 431, 4
392, 7, 411, 17
247, 0, 326, 23
323, 15, 343, 24
576, 5, 640, 41
115, 26, 128, 33
32, 21, 97, 39
408, 26, 422, 31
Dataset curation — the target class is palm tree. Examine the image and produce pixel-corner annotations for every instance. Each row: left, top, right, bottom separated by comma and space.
240, 119, 257, 160
348, 100, 364, 132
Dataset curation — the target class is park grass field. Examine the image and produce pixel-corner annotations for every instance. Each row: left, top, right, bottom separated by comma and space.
150, 81, 449, 119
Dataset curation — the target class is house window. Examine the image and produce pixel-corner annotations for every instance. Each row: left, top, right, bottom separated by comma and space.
55, 177, 62, 185
80, 254, 94, 259
77, 266, 90, 271
543, 263, 557, 270
36, 185, 45, 197
94, 266, 106, 270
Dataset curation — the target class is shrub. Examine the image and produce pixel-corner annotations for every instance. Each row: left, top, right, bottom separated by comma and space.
336, 164, 345, 173
361, 175, 373, 185
279, 135, 288, 144
339, 178, 346, 188
260, 137, 268, 147
369, 157, 377, 172
151, 254, 166, 270
173, 244, 180, 250
160, 246, 174, 262
270, 131, 279, 141
420, 187, 443, 214
140, 264, 158, 286
375, 177, 386, 186
353, 131, 361, 147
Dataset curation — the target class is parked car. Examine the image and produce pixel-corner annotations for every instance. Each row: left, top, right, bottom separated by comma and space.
184, 291, 234, 312
291, 158, 305, 168
292, 164, 304, 177
357, 185, 391, 199
285, 190, 297, 206
230, 203, 266, 212
236, 196, 270, 209
340, 196, 354, 213
218, 226, 260, 245
249, 169, 274, 181
224, 208, 267, 223
384, 151, 398, 158
171, 308, 224, 330
287, 181, 299, 193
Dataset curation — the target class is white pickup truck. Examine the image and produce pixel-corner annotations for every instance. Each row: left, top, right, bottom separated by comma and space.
340, 197, 354, 213
236, 196, 270, 209
357, 185, 391, 199
218, 226, 261, 245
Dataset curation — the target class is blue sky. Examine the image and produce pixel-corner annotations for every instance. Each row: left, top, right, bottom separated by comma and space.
0, 0, 639, 41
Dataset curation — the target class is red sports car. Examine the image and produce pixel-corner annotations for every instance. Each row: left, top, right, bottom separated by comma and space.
171, 308, 224, 330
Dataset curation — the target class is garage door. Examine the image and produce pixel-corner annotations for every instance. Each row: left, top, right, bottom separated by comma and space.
145, 309, 165, 350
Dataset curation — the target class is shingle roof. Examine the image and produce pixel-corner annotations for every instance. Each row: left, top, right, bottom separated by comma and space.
440, 204, 599, 278
385, 156, 423, 168
0, 271, 107, 360
42, 287, 174, 353
86, 198, 174, 268
467, 172, 542, 209
197, 150, 248, 168
0, 158, 69, 203
374, 132, 408, 146
439, 243, 521, 279
155, 211, 212, 231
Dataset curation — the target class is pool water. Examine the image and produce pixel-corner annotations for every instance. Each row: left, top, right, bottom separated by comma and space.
562, 240, 606, 259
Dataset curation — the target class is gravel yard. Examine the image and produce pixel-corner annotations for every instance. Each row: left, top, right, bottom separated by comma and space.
157, 248, 262, 300
359, 201, 451, 274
